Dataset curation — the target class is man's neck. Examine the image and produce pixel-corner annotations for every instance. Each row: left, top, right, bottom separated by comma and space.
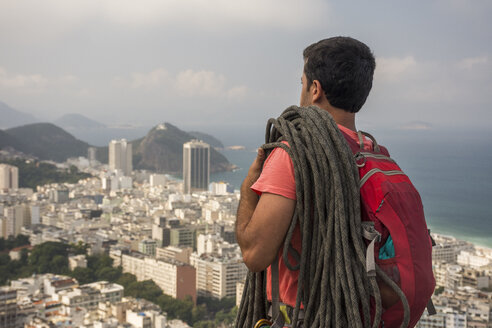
317, 103, 357, 132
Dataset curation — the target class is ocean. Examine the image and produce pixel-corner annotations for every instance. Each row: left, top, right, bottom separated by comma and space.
211, 128, 492, 248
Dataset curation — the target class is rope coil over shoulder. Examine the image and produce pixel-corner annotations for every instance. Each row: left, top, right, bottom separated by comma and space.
235, 106, 410, 328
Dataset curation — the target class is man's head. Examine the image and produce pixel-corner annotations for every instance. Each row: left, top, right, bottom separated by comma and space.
301, 37, 375, 113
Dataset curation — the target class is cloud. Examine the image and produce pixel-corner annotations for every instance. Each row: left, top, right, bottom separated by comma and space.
0, 67, 49, 89
366, 53, 492, 127
0, 0, 329, 43
458, 56, 489, 70
175, 70, 225, 97
125, 68, 247, 99
227, 86, 248, 99
0, 68, 82, 92
104, 0, 328, 29
59, 75, 79, 84
131, 68, 170, 89
375, 56, 417, 82
373, 54, 492, 104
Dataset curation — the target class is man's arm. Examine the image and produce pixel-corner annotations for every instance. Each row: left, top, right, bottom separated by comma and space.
236, 149, 296, 272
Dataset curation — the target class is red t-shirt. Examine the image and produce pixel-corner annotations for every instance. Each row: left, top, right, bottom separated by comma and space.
251, 125, 373, 308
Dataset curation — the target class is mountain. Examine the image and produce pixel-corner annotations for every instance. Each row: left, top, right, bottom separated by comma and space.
54, 113, 106, 129
97, 123, 234, 174
5, 123, 90, 162
0, 129, 24, 151
0, 101, 38, 129
188, 131, 224, 148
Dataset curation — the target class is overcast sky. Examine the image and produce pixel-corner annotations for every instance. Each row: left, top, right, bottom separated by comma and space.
1, 0, 491, 138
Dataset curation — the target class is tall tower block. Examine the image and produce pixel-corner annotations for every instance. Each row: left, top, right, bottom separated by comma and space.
108, 139, 132, 176
0, 164, 18, 190
183, 140, 210, 194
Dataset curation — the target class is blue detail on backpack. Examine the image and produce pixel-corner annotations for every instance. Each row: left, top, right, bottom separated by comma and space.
379, 235, 395, 260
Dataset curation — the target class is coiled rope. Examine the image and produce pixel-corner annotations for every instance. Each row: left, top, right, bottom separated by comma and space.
235, 106, 409, 328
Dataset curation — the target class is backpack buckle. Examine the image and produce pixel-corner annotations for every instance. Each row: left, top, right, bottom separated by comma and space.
355, 152, 366, 168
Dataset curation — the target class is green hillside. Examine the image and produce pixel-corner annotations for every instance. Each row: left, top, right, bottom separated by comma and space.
6, 123, 90, 162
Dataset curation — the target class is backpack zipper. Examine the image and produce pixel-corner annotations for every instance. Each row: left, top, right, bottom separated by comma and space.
360, 168, 406, 188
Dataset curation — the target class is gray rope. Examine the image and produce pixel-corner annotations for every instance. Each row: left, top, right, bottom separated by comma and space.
235, 106, 410, 328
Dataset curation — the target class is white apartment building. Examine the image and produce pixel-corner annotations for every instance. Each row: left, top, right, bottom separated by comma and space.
191, 252, 248, 299
467, 301, 490, 324
122, 253, 196, 303
155, 245, 192, 264
209, 182, 231, 195
444, 309, 466, 328
2, 205, 30, 238
0, 164, 18, 190
109, 139, 132, 176
432, 235, 472, 263
457, 250, 490, 268
57, 281, 124, 313
122, 253, 146, 281
101, 172, 133, 192
31, 205, 40, 225
236, 282, 245, 307
418, 306, 466, 328
44, 275, 79, 296
127, 310, 152, 328
197, 233, 235, 256
150, 174, 167, 187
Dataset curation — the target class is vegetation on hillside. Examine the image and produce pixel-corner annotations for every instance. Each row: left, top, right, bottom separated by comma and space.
5, 123, 90, 162
0, 158, 91, 189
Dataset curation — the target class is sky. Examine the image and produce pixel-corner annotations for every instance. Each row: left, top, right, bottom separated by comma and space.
1, 0, 491, 141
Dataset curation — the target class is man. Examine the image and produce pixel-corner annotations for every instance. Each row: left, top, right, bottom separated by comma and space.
236, 36, 378, 316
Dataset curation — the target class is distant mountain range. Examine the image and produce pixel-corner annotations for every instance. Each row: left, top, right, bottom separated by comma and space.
54, 113, 106, 129
0, 104, 232, 173
0, 101, 38, 129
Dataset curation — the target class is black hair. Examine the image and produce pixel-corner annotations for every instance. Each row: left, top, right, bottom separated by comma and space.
303, 36, 376, 113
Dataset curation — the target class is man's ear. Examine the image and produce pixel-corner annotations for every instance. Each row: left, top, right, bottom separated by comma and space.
311, 80, 324, 103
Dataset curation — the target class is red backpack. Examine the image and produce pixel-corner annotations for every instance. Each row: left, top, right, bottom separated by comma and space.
343, 130, 436, 328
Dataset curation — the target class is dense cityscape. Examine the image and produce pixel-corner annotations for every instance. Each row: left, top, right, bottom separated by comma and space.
1, 137, 491, 328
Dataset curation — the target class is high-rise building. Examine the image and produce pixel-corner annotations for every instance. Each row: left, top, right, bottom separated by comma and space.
0, 164, 18, 190
0, 287, 17, 328
109, 139, 132, 176
87, 147, 97, 166
183, 140, 210, 194
152, 217, 170, 247
0, 218, 6, 239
